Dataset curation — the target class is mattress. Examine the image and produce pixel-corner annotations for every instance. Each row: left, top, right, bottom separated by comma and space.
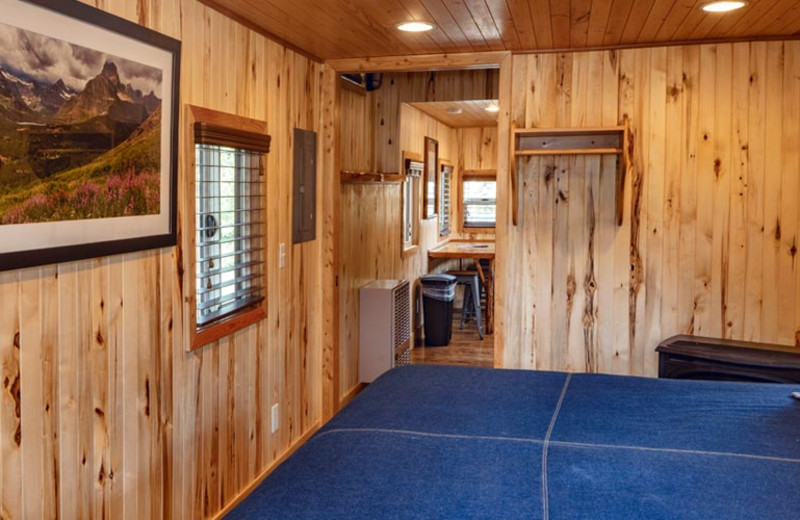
226, 365, 800, 519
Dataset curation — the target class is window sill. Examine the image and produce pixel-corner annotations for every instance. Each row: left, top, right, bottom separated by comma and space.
462, 226, 496, 233
402, 245, 420, 259
191, 305, 266, 351
433, 237, 449, 249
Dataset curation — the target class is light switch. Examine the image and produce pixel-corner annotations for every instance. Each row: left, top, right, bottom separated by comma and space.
271, 403, 279, 433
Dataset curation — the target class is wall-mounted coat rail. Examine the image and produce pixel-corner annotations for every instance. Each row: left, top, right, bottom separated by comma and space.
340, 171, 404, 184
511, 121, 631, 226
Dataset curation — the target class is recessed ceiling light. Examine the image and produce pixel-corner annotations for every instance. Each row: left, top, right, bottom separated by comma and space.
446, 107, 463, 115
701, 1, 746, 13
484, 104, 499, 113
396, 21, 435, 32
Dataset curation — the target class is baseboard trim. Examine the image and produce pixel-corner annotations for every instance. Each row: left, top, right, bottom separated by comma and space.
212, 422, 321, 519
340, 382, 367, 407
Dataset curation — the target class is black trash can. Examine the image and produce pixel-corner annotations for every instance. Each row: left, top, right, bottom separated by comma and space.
420, 274, 457, 346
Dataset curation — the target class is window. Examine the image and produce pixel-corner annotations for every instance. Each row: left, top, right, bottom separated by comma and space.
403, 176, 414, 243
461, 171, 496, 229
423, 137, 438, 219
439, 162, 452, 237
402, 153, 422, 256
188, 106, 270, 351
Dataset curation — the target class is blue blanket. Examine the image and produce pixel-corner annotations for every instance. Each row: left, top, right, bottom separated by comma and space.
227, 365, 800, 519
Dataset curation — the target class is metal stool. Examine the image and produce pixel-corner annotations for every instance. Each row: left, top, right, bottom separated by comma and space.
447, 270, 483, 340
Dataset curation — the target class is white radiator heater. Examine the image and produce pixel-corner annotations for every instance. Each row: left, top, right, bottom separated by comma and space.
359, 279, 412, 383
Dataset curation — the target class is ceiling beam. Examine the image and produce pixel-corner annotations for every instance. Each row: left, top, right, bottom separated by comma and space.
509, 33, 800, 56
327, 52, 508, 73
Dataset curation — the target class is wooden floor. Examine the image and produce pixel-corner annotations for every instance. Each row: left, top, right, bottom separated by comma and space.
411, 315, 493, 368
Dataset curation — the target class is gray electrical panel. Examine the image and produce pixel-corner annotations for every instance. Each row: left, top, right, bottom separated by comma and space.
292, 128, 317, 243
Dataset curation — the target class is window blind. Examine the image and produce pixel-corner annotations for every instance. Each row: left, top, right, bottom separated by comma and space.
195, 143, 265, 327
439, 165, 452, 236
403, 159, 423, 246
463, 178, 496, 228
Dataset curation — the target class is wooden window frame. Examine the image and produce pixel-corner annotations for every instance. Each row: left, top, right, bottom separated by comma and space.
438, 159, 453, 239
185, 105, 269, 351
401, 151, 422, 258
459, 169, 497, 234
423, 137, 438, 220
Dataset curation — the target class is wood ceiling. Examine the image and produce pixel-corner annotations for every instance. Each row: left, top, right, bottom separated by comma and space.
201, 0, 800, 60
409, 100, 499, 127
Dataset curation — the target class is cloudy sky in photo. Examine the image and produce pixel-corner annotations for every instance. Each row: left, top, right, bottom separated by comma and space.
0, 20, 162, 96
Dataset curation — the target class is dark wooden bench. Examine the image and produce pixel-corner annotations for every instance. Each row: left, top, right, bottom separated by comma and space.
656, 335, 800, 384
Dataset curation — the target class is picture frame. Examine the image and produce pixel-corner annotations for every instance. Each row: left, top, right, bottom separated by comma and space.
0, 0, 181, 271
423, 136, 438, 220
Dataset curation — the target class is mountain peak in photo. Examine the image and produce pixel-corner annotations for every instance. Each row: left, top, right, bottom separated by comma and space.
100, 60, 121, 86
55, 60, 157, 126
0, 66, 75, 120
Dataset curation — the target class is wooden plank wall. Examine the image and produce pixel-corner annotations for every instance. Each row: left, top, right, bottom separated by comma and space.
339, 184, 401, 397
459, 127, 497, 172
498, 42, 800, 375
338, 70, 498, 173
374, 71, 499, 172
0, 1, 331, 519
338, 103, 458, 399
337, 70, 497, 400
453, 127, 498, 240
339, 84, 373, 173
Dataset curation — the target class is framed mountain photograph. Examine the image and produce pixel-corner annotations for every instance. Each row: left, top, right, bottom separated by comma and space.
0, 0, 180, 271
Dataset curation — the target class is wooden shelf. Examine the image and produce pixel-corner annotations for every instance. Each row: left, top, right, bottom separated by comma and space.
514, 126, 626, 136
510, 121, 631, 226
514, 126, 625, 155
515, 148, 622, 156
340, 171, 404, 184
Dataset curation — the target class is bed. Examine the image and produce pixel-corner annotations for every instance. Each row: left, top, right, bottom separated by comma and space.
226, 365, 800, 519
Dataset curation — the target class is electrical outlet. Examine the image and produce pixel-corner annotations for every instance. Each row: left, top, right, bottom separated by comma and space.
271, 403, 280, 433
279, 243, 286, 269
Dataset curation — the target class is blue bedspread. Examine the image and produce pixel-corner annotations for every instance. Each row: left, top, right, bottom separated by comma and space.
226, 365, 800, 519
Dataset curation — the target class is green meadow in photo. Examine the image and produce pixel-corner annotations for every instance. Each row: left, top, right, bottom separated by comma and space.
0, 20, 163, 225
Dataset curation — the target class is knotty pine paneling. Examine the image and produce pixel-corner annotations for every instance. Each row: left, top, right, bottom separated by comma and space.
338, 184, 401, 397
339, 83, 373, 174
498, 42, 800, 375
458, 127, 497, 172
338, 70, 498, 174
338, 103, 458, 398
200, 0, 800, 60
408, 100, 499, 128
373, 71, 498, 173
0, 1, 331, 519
453, 127, 497, 240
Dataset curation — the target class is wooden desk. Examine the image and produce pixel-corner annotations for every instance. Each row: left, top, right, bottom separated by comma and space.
428, 241, 495, 334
